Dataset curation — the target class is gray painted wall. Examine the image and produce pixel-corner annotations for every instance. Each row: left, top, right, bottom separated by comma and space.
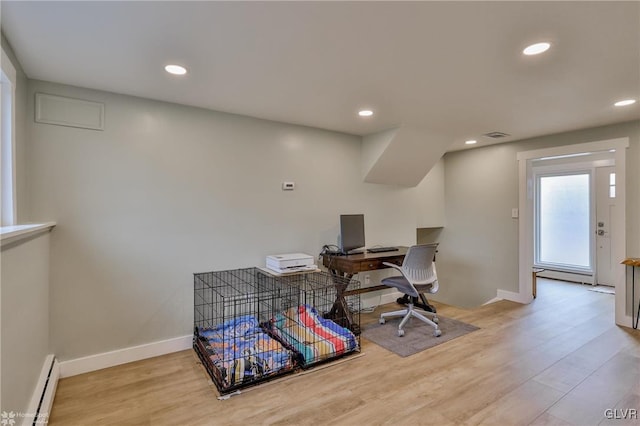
1, 233, 51, 414
0, 35, 48, 416
432, 120, 640, 308
25, 80, 445, 361
8, 41, 637, 371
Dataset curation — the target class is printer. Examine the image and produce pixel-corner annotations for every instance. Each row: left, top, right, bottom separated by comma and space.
266, 253, 316, 273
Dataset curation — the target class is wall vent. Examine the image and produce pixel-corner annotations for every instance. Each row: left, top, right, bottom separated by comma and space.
35, 93, 104, 131
483, 131, 510, 139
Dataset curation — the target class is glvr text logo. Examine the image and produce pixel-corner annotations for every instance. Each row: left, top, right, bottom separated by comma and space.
604, 408, 638, 420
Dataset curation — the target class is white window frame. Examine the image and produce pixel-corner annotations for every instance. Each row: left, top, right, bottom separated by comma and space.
533, 167, 595, 275
1, 46, 17, 226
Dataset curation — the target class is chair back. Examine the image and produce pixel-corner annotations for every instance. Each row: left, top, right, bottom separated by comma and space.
401, 243, 439, 290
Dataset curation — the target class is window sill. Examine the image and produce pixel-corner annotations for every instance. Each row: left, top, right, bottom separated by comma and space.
1, 222, 56, 247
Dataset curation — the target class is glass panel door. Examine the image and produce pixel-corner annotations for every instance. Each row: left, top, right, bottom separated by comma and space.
535, 172, 592, 272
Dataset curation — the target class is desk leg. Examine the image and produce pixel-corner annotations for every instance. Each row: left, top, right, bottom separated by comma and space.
326, 269, 360, 335
633, 266, 639, 330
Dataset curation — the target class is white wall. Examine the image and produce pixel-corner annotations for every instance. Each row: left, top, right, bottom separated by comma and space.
432, 120, 640, 308
25, 80, 445, 361
416, 157, 445, 228
1, 232, 51, 414
0, 35, 49, 416
1, 34, 29, 224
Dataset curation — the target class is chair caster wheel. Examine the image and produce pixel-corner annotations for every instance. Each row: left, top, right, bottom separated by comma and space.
379, 318, 385, 324
432, 316, 439, 324
397, 329, 405, 337
434, 329, 442, 337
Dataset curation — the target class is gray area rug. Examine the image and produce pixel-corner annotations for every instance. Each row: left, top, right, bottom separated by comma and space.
362, 315, 479, 357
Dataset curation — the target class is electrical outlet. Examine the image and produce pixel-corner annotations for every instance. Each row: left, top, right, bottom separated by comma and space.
364, 275, 370, 285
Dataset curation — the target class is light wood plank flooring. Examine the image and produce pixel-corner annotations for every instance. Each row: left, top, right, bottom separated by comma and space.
49, 279, 640, 425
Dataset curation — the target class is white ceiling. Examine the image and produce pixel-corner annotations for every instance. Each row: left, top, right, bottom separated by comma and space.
2, 1, 639, 151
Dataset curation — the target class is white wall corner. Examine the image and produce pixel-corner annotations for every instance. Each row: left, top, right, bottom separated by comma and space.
363, 125, 450, 187
482, 297, 502, 306
58, 335, 192, 378
362, 128, 398, 180
497, 289, 533, 304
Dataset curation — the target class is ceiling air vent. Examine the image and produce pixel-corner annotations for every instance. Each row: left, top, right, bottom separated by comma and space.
483, 131, 510, 139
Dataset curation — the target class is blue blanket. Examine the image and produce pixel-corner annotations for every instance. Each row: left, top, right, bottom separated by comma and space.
199, 315, 294, 388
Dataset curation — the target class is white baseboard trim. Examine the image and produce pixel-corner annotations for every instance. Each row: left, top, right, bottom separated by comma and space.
497, 289, 532, 304
618, 314, 633, 329
59, 334, 192, 378
537, 269, 594, 285
378, 291, 402, 306
360, 288, 402, 310
23, 354, 58, 426
483, 297, 502, 305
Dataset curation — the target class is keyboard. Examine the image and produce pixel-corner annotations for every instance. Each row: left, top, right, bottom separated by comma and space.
367, 246, 399, 253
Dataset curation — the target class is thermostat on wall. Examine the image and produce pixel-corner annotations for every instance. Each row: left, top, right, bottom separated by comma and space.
282, 182, 295, 190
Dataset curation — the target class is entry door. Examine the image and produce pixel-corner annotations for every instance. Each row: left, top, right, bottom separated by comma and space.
595, 166, 616, 286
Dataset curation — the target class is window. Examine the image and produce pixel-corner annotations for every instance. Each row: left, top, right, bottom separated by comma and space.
609, 172, 616, 198
1, 47, 17, 226
535, 172, 592, 272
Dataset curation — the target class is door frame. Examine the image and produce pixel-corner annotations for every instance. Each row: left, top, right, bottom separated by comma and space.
532, 166, 595, 276
516, 138, 630, 327
594, 165, 617, 286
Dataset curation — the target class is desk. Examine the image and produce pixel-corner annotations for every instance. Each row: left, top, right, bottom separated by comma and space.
322, 247, 407, 280
621, 258, 640, 329
321, 248, 406, 334
321, 247, 437, 333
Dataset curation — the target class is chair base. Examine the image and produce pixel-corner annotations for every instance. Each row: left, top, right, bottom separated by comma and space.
396, 294, 436, 313
379, 303, 441, 337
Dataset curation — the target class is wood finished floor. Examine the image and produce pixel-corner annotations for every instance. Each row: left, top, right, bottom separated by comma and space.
49, 279, 640, 425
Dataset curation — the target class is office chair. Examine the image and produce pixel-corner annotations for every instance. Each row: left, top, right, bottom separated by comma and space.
379, 243, 441, 337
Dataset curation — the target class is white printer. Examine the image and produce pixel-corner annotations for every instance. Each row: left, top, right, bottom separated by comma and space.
266, 253, 316, 273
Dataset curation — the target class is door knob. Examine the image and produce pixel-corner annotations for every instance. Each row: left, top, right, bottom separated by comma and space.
597, 229, 606, 236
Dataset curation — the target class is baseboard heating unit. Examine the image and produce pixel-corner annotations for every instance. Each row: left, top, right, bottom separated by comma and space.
22, 354, 59, 426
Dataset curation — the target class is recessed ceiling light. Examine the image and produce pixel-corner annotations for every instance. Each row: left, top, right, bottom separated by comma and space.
614, 99, 636, 107
164, 64, 187, 75
465, 140, 477, 145
523, 42, 551, 56
358, 110, 373, 117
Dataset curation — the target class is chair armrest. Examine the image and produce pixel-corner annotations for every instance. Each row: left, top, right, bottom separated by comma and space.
382, 262, 403, 273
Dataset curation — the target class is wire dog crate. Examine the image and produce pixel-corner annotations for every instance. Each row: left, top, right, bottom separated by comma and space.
193, 268, 360, 393
193, 268, 299, 394
264, 272, 360, 367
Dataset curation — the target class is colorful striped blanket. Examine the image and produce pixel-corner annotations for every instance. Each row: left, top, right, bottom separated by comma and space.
268, 304, 359, 365
198, 315, 294, 389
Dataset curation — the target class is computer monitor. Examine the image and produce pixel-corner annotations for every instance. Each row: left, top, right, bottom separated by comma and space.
339, 214, 365, 254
